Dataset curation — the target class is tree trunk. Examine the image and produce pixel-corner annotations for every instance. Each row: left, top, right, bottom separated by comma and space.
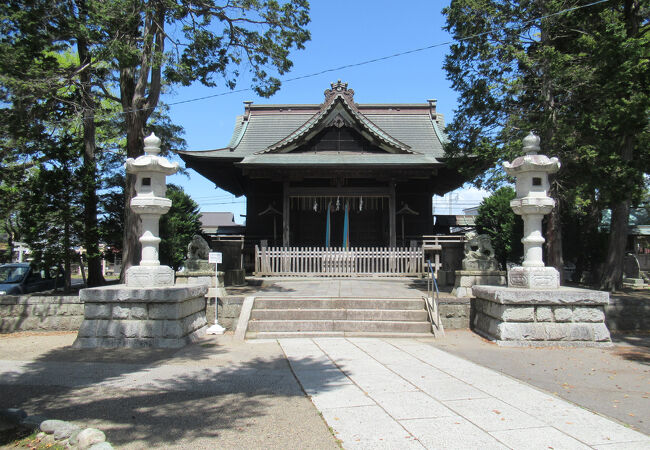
575, 197, 600, 284
600, 200, 630, 291
4, 219, 14, 263
598, 1, 640, 291
546, 182, 564, 280
539, 9, 563, 280
77, 28, 105, 288
120, 112, 145, 279
118, 7, 164, 280
120, 7, 166, 281
64, 214, 71, 294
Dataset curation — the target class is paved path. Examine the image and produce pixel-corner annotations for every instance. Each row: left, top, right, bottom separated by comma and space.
280, 337, 650, 449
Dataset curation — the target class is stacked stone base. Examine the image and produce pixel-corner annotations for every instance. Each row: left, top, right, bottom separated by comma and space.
622, 277, 645, 288
452, 270, 506, 297
224, 269, 246, 286
73, 284, 208, 348
472, 285, 612, 347
175, 269, 221, 288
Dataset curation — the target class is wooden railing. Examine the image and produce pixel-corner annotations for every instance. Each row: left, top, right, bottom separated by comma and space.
254, 246, 424, 277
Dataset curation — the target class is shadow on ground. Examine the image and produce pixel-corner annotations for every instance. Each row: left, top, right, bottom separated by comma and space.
0, 335, 343, 448
611, 332, 650, 364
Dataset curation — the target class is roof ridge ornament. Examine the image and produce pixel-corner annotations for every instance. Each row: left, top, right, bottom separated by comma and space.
324, 80, 355, 103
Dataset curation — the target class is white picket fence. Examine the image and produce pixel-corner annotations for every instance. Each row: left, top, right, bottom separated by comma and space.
254, 246, 424, 277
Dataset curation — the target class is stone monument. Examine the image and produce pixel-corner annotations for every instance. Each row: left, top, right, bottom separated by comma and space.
452, 232, 506, 297
175, 234, 227, 297
472, 132, 612, 346
184, 235, 213, 271
622, 253, 644, 287
74, 134, 208, 348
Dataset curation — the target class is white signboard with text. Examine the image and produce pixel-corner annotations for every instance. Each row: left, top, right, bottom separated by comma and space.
208, 252, 222, 264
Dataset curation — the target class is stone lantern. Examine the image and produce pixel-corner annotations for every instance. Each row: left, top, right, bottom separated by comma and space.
125, 133, 179, 287
470, 132, 611, 347
503, 132, 560, 289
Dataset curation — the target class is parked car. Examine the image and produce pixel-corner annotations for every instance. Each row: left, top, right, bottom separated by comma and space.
0, 263, 62, 295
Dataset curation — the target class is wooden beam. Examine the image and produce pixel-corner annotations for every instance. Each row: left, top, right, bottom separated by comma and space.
389, 181, 396, 247
286, 186, 391, 197
282, 181, 290, 247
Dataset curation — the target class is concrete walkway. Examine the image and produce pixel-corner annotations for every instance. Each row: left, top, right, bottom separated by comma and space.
280, 337, 650, 449
1, 332, 648, 449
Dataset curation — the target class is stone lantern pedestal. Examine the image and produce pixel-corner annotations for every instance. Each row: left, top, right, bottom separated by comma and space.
471, 133, 611, 347
74, 134, 208, 348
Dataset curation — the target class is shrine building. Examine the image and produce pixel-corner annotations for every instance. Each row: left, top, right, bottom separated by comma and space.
178, 81, 465, 251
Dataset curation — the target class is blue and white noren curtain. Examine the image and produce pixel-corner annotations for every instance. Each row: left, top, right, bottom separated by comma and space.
325, 202, 331, 248
343, 202, 350, 249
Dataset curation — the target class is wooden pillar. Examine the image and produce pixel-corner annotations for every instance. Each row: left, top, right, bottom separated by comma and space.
282, 181, 290, 247
389, 181, 396, 248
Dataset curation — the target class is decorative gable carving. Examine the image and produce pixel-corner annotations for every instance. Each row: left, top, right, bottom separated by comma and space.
330, 114, 348, 128
324, 80, 355, 103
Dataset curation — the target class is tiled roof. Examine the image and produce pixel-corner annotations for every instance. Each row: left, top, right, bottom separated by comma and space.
178, 82, 447, 166
240, 153, 439, 166
183, 110, 445, 160
259, 96, 413, 154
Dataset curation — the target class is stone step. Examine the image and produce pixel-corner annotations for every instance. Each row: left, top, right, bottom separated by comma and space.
247, 319, 432, 333
250, 308, 428, 322
247, 331, 434, 339
253, 298, 425, 310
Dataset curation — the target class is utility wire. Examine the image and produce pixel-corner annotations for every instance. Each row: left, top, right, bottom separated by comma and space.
35, 0, 609, 127
160, 0, 610, 109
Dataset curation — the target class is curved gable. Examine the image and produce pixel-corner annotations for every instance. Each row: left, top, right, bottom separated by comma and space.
258, 81, 414, 155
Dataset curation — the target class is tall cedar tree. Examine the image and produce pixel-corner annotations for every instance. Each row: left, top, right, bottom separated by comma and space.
1, 0, 310, 282
104, 0, 311, 277
0, 1, 113, 286
442, 0, 649, 290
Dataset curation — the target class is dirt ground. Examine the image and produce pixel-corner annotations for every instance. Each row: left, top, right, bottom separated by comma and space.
0, 332, 340, 449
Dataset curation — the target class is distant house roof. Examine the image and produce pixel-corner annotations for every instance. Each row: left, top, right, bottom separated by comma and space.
434, 215, 476, 228
630, 225, 650, 236
200, 212, 245, 235
200, 212, 239, 227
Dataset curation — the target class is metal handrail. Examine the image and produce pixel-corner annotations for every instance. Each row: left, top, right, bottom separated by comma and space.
424, 259, 445, 338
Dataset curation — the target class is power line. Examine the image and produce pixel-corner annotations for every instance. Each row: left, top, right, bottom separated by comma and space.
37, 0, 609, 127
199, 200, 246, 205
162, 0, 609, 109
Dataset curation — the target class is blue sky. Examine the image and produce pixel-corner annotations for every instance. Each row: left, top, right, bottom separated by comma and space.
163, 0, 489, 223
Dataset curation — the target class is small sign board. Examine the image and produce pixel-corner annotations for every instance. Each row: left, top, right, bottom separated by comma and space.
208, 252, 222, 264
